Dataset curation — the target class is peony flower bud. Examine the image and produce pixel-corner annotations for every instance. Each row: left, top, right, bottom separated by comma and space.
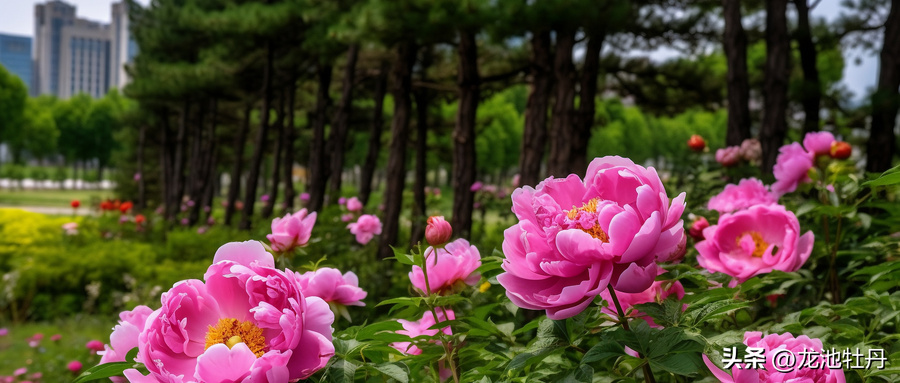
830, 141, 851, 159
689, 217, 709, 241
425, 216, 452, 246
687, 135, 706, 152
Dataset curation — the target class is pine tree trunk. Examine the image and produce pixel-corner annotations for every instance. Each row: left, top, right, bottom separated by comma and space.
722, 0, 752, 146
169, 100, 190, 220
378, 42, 417, 259
188, 101, 206, 226
760, 0, 790, 173
867, 0, 900, 173
359, 61, 388, 207
794, 0, 821, 135
262, 90, 286, 219
519, 29, 553, 188
283, 80, 297, 212
328, 44, 360, 205
239, 42, 274, 230
547, 27, 577, 177
159, 108, 172, 217
571, 31, 604, 174
199, 99, 218, 222
224, 104, 251, 226
410, 49, 433, 248
137, 122, 146, 210
307, 63, 333, 213
451, 29, 480, 238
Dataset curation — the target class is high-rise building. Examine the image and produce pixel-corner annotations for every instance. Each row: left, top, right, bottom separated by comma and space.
0, 34, 32, 93
110, 1, 137, 89
33, 0, 136, 99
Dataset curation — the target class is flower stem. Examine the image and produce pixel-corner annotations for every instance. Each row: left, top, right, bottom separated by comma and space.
608, 288, 656, 383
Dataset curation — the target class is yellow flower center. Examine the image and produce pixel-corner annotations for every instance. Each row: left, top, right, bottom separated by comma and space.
566, 198, 609, 243
204, 318, 267, 357
738, 231, 769, 258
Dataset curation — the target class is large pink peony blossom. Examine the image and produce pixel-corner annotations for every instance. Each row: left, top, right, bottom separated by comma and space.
599, 280, 684, 328
704, 331, 846, 383
347, 214, 382, 245
707, 178, 778, 214
391, 309, 455, 356
296, 268, 367, 308
409, 238, 481, 295
122, 241, 335, 383
696, 204, 813, 283
497, 156, 686, 320
802, 131, 836, 156
266, 209, 317, 253
771, 143, 814, 196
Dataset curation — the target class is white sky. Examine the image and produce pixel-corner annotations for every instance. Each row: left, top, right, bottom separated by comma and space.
0, 0, 880, 103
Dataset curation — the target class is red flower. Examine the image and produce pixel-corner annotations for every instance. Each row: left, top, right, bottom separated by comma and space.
100, 200, 112, 211
830, 141, 851, 160
687, 135, 706, 152
119, 201, 134, 214
135, 214, 146, 225
71, 200, 80, 209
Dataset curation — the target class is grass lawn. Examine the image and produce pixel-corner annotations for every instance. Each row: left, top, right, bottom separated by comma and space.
0, 189, 113, 208
0, 315, 118, 380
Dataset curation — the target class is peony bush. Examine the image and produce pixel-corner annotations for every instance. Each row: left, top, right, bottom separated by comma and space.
3, 136, 897, 382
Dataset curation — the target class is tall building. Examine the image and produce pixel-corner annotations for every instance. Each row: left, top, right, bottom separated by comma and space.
0, 34, 32, 93
110, 1, 137, 89
33, 0, 136, 99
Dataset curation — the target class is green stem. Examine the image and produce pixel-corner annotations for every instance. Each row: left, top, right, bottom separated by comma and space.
419, 247, 460, 383
609, 288, 656, 383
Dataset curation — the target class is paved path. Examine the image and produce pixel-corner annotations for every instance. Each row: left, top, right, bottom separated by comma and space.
0, 205, 96, 216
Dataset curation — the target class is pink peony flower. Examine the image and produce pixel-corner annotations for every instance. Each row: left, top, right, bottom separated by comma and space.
86, 339, 105, 353
296, 268, 367, 308
704, 332, 846, 383
497, 156, 686, 320
599, 280, 685, 328
260, 194, 270, 202
470, 181, 483, 192
347, 214, 382, 245
338, 197, 347, 206
739, 138, 762, 163
13, 368, 26, 377
511, 174, 520, 188
300, 192, 310, 202
391, 309, 455, 356
425, 216, 452, 246
266, 208, 317, 253
123, 241, 335, 382
410, 238, 481, 295
0, 328, 7, 336
715, 146, 741, 167
62, 222, 78, 235
340, 213, 354, 222
689, 217, 709, 241
346, 197, 363, 212
696, 204, 813, 283
707, 178, 778, 214
802, 131, 836, 156
67, 361, 82, 373
772, 143, 814, 196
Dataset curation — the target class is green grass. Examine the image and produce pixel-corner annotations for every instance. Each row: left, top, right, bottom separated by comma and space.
0, 315, 118, 380
0, 189, 113, 208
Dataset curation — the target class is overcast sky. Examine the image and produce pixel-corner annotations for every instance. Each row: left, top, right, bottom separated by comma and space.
0, 0, 880, 103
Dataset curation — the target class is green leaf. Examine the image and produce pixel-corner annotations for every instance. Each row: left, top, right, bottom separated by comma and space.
373, 362, 409, 383
72, 362, 134, 383
862, 165, 900, 187
328, 359, 359, 383
581, 338, 626, 365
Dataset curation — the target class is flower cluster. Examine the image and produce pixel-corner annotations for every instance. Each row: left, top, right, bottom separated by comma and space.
704, 332, 846, 383
773, 131, 851, 195
98, 241, 336, 382
715, 138, 762, 167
